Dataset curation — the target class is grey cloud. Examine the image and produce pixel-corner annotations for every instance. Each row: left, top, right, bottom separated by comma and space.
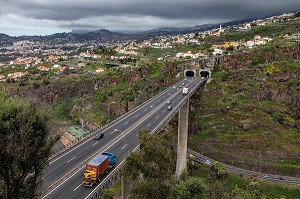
0, 0, 299, 36
2, 0, 299, 21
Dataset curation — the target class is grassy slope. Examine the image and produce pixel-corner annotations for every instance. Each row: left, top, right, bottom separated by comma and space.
189, 51, 300, 175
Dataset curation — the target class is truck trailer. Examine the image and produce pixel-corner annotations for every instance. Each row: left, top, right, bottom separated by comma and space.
82, 152, 116, 187
182, 87, 189, 95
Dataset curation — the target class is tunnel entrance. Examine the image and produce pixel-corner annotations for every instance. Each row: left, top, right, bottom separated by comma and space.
184, 70, 196, 77
199, 70, 210, 78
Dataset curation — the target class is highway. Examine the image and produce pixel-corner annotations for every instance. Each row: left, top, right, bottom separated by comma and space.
41, 76, 299, 199
41, 77, 205, 199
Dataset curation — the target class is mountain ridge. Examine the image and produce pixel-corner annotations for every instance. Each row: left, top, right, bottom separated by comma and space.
0, 17, 279, 46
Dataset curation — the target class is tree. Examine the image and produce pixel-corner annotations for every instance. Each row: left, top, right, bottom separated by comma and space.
102, 188, 115, 199
0, 92, 56, 199
206, 181, 230, 199
231, 182, 266, 199
122, 130, 177, 199
211, 161, 228, 179
176, 177, 208, 199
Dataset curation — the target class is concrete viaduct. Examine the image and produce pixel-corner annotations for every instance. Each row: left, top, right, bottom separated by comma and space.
122, 68, 211, 198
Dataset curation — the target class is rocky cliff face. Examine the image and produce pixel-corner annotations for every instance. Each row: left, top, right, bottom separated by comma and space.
14, 78, 100, 104
11, 62, 179, 130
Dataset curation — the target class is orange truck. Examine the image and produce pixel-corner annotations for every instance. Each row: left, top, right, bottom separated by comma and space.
82, 152, 116, 187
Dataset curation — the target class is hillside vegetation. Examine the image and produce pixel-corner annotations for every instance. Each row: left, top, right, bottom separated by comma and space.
188, 43, 300, 176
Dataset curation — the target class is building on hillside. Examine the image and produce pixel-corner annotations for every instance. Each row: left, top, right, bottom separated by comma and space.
240, 23, 252, 30
53, 64, 62, 68
0, 74, 6, 81
246, 40, 255, 48
212, 48, 223, 55
7, 71, 28, 79
254, 38, 266, 45
254, 34, 261, 40
37, 66, 50, 71
95, 68, 105, 74
92, 54, 102, 58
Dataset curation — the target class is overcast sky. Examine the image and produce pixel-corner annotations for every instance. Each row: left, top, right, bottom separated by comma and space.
0, 0, 298, 36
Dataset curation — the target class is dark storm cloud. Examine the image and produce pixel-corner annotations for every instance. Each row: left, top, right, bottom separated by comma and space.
1, 0, 299, 21
0, 0, 299, 36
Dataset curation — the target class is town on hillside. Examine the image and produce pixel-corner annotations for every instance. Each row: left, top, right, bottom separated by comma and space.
0, 11, 299, 82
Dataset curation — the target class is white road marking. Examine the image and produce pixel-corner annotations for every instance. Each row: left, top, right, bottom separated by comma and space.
67, 156, 76, 164
124, 122, 128, 125
92, 142, 98, 146
42, 164, 86, 198
144, 109, 147, 111
135, 114, 139, 117
163, 110, 166, 113
147, 123, 151, 127
156, 116, 159, 119
121, 144, 127, 150
73, 184, 81, 191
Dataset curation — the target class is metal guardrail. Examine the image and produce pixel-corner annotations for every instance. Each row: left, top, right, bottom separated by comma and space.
68, 76, 299, 199
86, 170, 121, 199
152, 78, 207, 133
49, 80, 185, 160
84, 78, 208, 198
42, 80, 187, 197
41, 125, 131, 197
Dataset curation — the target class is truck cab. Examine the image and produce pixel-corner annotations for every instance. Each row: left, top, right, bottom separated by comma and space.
102, 152, 116, 167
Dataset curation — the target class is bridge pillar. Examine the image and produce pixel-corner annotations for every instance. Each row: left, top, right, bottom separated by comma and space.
176, 99, 189, 178
121, 175, 132, 199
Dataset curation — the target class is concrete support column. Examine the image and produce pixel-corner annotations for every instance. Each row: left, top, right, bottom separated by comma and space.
176, 99, 189, 178
121, 175, 132, 199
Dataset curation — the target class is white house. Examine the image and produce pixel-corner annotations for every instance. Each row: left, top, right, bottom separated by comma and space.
212, 48, 223, 55
95, 68, 105, 73
247, 40, 254, 48
254, 34, 261, 40
254, 38, 266, 45
53, 64, 62, 68
176, 53, 184, 58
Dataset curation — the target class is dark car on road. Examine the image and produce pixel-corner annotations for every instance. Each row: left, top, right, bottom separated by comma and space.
94, 133, 104, 140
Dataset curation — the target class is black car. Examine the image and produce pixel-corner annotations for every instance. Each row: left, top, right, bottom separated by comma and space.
94, 133, 104, 140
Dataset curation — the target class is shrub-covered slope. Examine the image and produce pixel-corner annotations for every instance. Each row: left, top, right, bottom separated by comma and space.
189, 44, 300, 176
